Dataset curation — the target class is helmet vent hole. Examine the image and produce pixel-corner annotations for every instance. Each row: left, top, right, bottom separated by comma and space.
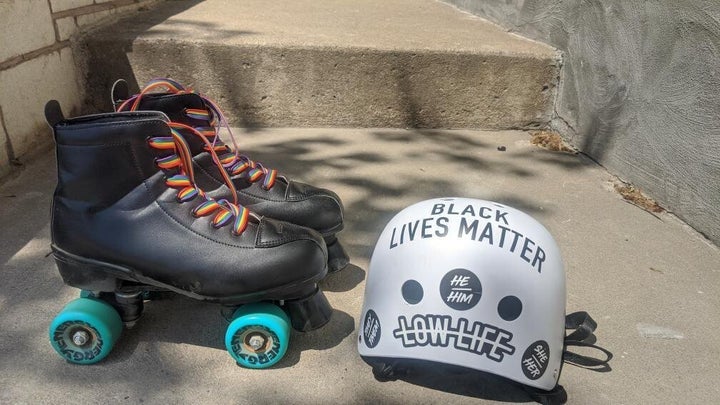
401, 280, 424, 305
498, 295, 523, 321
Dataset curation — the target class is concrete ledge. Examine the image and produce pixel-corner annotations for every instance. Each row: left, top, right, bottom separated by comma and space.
78, 0, 559, 128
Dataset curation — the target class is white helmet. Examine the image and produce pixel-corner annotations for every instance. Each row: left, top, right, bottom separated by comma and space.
358, 197, 567, 391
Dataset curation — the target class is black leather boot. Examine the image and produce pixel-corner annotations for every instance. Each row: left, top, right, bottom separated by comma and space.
45, 101, 333, 367
113, 79, 349, 272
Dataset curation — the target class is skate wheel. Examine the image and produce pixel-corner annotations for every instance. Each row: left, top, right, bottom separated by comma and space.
48, 297, 123, 365
225, 303, 290, 369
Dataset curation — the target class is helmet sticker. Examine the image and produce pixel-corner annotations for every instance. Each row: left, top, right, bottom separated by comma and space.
387, 202, 548, 273
392, 314, 515, 362
439, 268, 482, 310
362, 310, 382, 349
521, 340, 550, 380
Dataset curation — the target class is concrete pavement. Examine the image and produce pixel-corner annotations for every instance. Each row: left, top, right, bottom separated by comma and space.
1, 128, 718, 403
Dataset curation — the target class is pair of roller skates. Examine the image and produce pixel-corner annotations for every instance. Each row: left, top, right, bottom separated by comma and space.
46, 78, 349, 368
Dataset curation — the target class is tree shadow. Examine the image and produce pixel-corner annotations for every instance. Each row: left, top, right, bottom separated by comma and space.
321, 264, 366, 293
226, 126, 605, 267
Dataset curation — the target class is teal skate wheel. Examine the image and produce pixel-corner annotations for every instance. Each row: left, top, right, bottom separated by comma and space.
48, 297, 123, 365
225, 303, 291, 369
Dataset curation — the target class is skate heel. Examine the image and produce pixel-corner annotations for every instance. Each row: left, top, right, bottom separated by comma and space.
52, 247, 121, 292
285, 286, 333, 332
325, 235, 349, 273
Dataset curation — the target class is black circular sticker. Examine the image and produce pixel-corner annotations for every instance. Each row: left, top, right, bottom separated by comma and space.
362, 310, 381, 348
497, 295, 523, 321
439, 268, 482, 310
401, 280, 424, 305
521, 340, 550, 380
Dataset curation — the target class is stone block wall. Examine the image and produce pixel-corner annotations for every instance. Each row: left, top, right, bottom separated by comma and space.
0, 0, 158, 178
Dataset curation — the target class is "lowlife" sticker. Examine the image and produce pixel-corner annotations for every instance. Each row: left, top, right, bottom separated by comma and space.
392, 314, 515, 362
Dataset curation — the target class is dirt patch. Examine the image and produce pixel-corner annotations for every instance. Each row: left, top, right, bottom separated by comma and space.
530, 130, 576, 153
614, 183, 665, 213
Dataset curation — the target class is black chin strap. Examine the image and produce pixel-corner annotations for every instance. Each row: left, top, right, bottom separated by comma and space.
527, 311, 611, 404
564, 311, 597, 344
563, 311, 613, 371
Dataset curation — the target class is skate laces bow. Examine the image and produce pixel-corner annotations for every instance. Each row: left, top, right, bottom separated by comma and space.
147, 128, 250, 236
119, 78, 278, 190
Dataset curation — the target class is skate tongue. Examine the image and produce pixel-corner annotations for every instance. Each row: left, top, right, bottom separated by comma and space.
44, 100, 65, 128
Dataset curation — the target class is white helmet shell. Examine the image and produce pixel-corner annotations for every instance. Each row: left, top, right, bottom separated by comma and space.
358, 197, 566, 390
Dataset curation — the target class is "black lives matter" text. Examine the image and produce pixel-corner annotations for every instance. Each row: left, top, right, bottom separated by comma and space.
388, 202, 547, 273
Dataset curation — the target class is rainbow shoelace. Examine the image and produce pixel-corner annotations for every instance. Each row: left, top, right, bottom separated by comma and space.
148, 127, 250, 235
117, 78, 279, 190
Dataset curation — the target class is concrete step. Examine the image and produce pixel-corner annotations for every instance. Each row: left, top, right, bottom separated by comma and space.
78, 0, 559, 128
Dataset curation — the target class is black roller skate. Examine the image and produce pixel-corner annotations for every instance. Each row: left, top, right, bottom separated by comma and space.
45, 101, 333, 368
112, 78, 349, 273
